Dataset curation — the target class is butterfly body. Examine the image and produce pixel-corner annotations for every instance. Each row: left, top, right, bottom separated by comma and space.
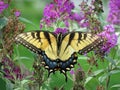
15, 30, 103, 81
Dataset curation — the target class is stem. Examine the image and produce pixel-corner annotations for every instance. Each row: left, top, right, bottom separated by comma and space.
106, 75, 111, 90
86, 52, 97, 75
106, 63, 112, 90
39, 83, 40, 90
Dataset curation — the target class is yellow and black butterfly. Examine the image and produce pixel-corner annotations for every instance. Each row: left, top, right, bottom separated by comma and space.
15, 30, 103, 81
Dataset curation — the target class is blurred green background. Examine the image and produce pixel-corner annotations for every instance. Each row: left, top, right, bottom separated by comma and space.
10, 0, 52, 31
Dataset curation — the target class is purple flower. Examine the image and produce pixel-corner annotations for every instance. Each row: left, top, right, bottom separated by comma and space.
43, 3, 59, 19
64, 20, 69, 27
70, 70, 74, 75
14, 11, 21, 17
41, 0, 75, 27
70, 13, 83, 22
107, 0, 120, 25
54, 28, 68, 35
57, 0, 74, 14
13, 67, 21, 74
79, 20, 89, 28
4, 68, 10, 74
99, 24, 118, 53
2, 56, 23, 80
40, 24, 43, 29
0, 1, 8, 14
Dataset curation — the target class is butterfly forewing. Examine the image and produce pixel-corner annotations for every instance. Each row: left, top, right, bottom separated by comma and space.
59, 32, 103, 60
15, 31, 58, 60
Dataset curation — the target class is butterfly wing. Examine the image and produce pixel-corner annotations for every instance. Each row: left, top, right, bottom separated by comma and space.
59, 32, 103, 61
15, 31, 58, 60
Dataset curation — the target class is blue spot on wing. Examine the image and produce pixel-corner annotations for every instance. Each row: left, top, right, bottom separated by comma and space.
42, 52, 57, 69
60, 55, 75, 69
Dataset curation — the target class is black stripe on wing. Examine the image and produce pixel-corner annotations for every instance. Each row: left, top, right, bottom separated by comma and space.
79, 38, 104, 55
15, 35, 42, 54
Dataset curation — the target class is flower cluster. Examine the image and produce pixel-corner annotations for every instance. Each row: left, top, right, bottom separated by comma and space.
79, 0, 103, 34
54, 28, 68, 35
2, 16, 25, 55
0, 1, 8, 14
14, 11, 21, 17
99, 25, 117, 53
40, 0, 86, 34
41, 0, 104, 34
107, 0, 120, 25
41, 0, 74, 28
1, 57, 23, 81
43, 0, 75, 20
73, 68, 85, 90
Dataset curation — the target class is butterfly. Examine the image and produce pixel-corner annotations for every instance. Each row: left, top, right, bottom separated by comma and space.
15, 30, 103, 81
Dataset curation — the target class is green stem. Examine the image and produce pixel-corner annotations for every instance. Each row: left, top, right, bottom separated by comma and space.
39, 83, 40, 90
106, 74, 110, 90
106, 62, 112, 90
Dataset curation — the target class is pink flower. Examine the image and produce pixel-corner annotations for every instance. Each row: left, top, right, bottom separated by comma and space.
107, 0, 120, 25
99, 24, 117, 53
14, 11, 21, 17
54, 28, 68, 35
70, 70, 74, 75
0, 1, 8, 14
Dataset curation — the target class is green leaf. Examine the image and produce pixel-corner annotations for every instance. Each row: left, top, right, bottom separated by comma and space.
92, 69, 104, 76
105, 56, 116, 66
111, 84, 120, 88
78, 56, 88, 60
19, 17, 37, 28
15, 56, 33, 61
85, 69, 104, 85
109, 70, 120, 75
98, 70, 120, 83
98, 74, 107, 83
6, 79, 14, 90
21, 80, 29, 85
85, 77, 93, 85
0, 78, 6, 90
14, 88, 21, 90
0, 17, 8, 30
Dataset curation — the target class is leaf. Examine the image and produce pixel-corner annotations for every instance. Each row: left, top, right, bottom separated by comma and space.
98, 74, 107, 83
98, 70, 120, 83
78, 56, 88, 60
109, 70, 120, 75
111, 84, 120, 88
92, 69, 104, 76
19, 17, 37, 28
85, 69, 104, 85
6, 79, 14, 90
0, 78, 6, 90
0, 17, 8, 30
85, 77, 93, 85
15, 56, 33, 61
21, 79, 30, 85
105, 56, 116, 66
14, 88, 21, 90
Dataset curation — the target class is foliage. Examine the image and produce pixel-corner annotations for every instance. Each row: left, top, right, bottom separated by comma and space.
0, 0, 120, 90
